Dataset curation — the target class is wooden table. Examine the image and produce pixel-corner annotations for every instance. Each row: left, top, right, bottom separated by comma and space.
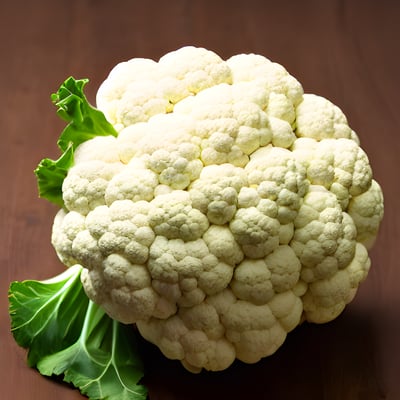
1, 1, 399, 399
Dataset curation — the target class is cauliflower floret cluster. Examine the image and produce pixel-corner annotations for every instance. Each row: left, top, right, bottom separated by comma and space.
51, 46, 384, 373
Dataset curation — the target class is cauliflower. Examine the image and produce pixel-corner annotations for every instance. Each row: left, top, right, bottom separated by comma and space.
49, 46, 383, 373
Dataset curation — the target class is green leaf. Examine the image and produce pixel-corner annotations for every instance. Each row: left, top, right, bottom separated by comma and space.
37, 303, 147, 400
35, 77, 118, 206
51, 77, 118, 152
9, 266, 147, 400
9, 265, 87, 366
34, 143, 74, 207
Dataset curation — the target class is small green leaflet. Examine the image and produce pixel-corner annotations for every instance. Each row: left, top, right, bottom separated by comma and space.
9, 266, 147, 400
34, 143, 74, 207
34, 77, 118, 207
52, 77, 118, 153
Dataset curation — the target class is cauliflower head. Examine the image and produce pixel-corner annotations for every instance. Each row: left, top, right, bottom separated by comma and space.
51, 46, 384, 373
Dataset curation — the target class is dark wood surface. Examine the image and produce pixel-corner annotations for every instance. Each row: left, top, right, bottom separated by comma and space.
1, 1, 399, 399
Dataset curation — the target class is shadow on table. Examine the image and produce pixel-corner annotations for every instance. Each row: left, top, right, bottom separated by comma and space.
139, 308, 385, 400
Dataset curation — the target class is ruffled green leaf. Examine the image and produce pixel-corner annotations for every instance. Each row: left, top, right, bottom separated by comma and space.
35, 77, 118, 206
34, 143, 74, 207
52, 77, 117, 152
9, 266, 147, 400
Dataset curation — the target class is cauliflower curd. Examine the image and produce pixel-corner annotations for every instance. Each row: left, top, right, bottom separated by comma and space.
51, 46, 384, 373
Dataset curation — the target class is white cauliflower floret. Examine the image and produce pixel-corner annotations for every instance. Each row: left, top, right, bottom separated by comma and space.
302, 243, 370, 323
73, 136, 121, 164
145, 230, 239, 320
96, 58, 165, 131
202, 225, 244, 266
290, 186, 371, 323
290, 186, 357, 281
226, 53, 304, 124
81, 254, 158, 323
96, 46, 232, 131
117, 114, 203, 188
295, 94, 360, 142
105, 159, 159, 204
50, 46, 384, 373
292, 137, 373, 209
230, 205, 280, 259
348, 180, 384, 249
189, 164, 248, 225
62, 160, 123, 215
149, 191, 209, 241
221, 292, 302, 364
174, 82, 273, 167
88, 200, 155, 264
136, 308, 236, 373
52, 209, 85, 266
245, 145, 309, 224
231, 245, 301, 304
158, 46, 232, 95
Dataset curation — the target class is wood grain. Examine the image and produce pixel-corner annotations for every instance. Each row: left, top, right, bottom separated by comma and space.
1, 0, 399, 399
